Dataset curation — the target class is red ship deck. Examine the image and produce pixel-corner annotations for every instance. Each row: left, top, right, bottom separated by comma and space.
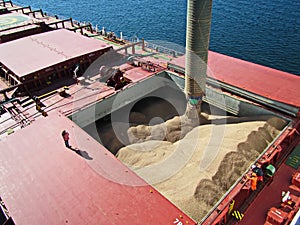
1, 49, 299, 225
0, 111, 196, 225
239, 144, 300, 225
170, 51, 300, 110
1, 9, 300, 223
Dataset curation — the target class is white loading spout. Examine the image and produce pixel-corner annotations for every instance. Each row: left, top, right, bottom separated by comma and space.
184, 0, 213, 118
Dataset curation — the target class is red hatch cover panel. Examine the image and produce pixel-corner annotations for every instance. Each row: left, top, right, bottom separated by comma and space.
0, 29, 111, 78
170, 51, 300, 108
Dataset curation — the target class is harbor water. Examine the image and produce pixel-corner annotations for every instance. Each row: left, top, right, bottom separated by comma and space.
14, 0, 300, 76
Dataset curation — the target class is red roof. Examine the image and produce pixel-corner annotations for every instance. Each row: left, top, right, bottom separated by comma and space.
170, 51, 300, 109
0, 112, 196, 225
0, 29, 111, 77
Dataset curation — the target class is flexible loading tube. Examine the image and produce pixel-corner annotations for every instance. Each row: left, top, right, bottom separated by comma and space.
185, 0, 213, 118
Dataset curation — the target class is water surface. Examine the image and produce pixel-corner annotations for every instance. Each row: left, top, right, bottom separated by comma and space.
15, 0, 300, 75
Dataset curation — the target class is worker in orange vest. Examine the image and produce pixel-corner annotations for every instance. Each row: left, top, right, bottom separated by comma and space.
247, 173, 258, 191
251, 164, 264, 182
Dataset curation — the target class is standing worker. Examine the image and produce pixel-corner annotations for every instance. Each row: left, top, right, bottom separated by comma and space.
247, 173, 258, 191
62, 130, 71, 148
251, 164, 264, 182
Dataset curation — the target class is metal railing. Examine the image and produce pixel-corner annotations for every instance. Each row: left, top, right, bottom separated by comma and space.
199, 121, 293, 224
144, 41, 184, 57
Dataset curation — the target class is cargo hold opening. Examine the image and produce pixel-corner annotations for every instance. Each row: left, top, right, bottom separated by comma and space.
71, 72, 290, 222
